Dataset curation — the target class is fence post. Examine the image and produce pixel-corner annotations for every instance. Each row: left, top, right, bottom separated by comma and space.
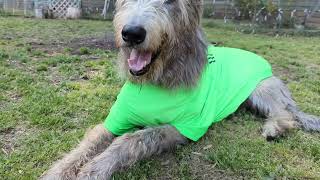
3, 0, 7, 10
24, 0, 27, 16
12, 0, 15, 16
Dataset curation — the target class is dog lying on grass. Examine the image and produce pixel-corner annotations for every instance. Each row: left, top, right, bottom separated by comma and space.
41, 0, 320, 179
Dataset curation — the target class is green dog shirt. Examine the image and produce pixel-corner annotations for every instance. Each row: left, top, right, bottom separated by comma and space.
104, 46, 273, 141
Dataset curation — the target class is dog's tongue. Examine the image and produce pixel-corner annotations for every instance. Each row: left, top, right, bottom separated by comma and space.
128, 49, 152, 72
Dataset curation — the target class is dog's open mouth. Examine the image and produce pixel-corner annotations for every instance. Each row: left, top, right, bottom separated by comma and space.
128, 49, 160, 76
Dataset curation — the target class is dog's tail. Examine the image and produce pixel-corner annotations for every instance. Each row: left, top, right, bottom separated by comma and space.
287, 105, 320, 131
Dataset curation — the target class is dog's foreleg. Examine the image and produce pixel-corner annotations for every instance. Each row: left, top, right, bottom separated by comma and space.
77, 125, 188, 180
41, 124, 114, 180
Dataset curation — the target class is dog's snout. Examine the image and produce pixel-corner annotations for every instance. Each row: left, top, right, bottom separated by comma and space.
122, 25, 146, 45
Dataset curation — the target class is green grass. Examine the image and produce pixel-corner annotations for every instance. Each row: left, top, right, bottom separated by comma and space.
0, 17, 319, 179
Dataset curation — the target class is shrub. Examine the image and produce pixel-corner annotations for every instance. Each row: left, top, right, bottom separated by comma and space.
234, 0, 264, 19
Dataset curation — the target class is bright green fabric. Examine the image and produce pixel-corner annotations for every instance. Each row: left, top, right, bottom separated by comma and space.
104, 46, 273, 141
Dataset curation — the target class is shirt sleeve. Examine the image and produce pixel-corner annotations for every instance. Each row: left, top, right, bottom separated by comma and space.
104, 98, 136, 136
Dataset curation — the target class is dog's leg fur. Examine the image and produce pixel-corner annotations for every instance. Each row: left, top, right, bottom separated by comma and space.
77, 125, 187, 180
41, 124, 114, 180
247, 76, 298, 140
247, 76, 320, 140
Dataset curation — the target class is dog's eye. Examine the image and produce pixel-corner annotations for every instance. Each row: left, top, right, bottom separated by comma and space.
164, 0, 176, 4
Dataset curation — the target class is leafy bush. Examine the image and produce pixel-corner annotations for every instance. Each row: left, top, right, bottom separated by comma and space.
234, 0, 264, 19
203, 3, 215, 18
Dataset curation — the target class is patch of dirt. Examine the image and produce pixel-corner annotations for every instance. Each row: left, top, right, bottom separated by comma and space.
0, 91, 23, 112
28, 34, 116, 55
273, 66, 298, 83
7, 91, 22, 103
69, 34, 117, 55
27, 41, 64, 55
46, 67, 101, 87
47, 67, 65, 86
0, 126, 26, 155
149, 149, 241, 180
83, 69, 103, 79
188, 155, 241, 180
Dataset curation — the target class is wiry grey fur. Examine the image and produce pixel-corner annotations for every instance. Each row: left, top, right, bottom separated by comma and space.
40, 124, 114, 180
288, 105, 320, 131
77, 126, 187, 180
40, 0, 320, 179
247, 76, 320, 139
114, 0, 207, 88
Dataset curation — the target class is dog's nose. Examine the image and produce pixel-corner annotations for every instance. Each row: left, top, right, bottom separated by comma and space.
122, 25, 146, 45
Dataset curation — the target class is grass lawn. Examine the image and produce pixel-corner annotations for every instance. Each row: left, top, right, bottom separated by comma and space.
0, 17, 319, 179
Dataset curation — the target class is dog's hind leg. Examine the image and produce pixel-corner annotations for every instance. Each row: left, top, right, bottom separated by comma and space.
247, 76, 298, 140
41, 124, 114, 180
247, 76, 320, 140
77, 125, 187, 180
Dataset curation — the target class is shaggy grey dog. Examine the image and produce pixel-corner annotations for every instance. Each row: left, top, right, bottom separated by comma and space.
41, 0, 320, 179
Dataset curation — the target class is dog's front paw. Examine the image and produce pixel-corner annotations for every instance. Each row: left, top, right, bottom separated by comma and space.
77, 162, 112, 180
40, 171, 76, 180
40, 165, 77, 180
77, 166, 97, 180
77, 172, 91, 180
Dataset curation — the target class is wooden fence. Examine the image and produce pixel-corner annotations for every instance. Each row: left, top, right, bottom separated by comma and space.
1, 0, 319, 27
204, 0, 320, 27
81, 0, 115, 19
0, 0, 35, 16
0, 0, 114, 18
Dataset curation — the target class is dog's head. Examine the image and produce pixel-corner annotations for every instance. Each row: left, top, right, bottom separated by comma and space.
114, 0, 206, 88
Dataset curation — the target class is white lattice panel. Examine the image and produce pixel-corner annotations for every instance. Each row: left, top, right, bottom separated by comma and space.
50, 0, 80, 18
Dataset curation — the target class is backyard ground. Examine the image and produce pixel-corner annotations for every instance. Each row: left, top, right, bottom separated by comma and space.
0, 17, 319, 179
